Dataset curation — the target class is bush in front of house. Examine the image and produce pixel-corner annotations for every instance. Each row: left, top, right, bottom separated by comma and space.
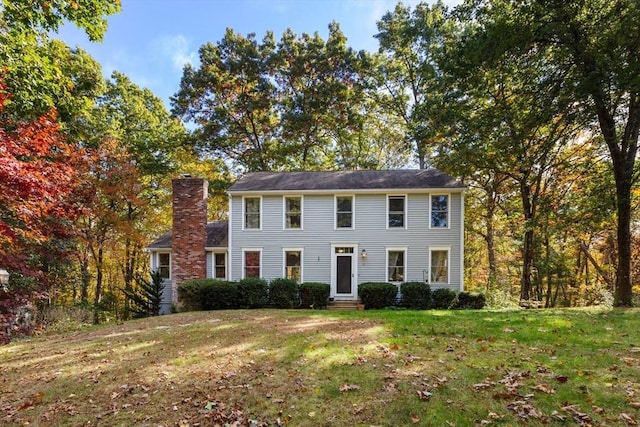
201, 280, 238, 310
358, 282, 397, 309
453, 291, 486, 309
400, 281, 431, 309
178, 279, 238, 311
237, 278, 269, 308
269, 278, 299, 309
299, 282, 330, 309
177, 279, 205, 311
430, 287, 458, 309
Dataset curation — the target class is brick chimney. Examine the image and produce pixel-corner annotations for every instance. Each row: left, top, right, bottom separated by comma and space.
171, 177, 208, 308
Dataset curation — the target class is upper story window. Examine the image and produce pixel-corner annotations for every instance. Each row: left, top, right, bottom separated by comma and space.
336, 196, 353, 229
431, 195, 448, 228
158, 253, 170, 280
284, 196, 302, 229
388, 195, 406, 228
244, 197, 261, 229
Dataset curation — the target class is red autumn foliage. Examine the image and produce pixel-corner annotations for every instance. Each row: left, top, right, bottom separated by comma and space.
0, 80, 88, 343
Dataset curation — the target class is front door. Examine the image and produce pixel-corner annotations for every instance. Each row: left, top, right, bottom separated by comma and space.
332, 246, 356, 299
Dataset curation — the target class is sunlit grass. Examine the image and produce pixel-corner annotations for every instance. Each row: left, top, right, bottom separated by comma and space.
0, 308, 638, 426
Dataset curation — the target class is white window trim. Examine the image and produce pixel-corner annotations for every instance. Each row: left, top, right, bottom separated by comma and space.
283, 195, 304, 230
242, 196, 262, 231
386, 246, 407, 283
242, 247, 263, 279
428, 246, 451, 285
282, 247, 304, 283
429, 193, 450, 229
211, 251, 227, 280
387, 194, 408, 229
334, 194, 355, 230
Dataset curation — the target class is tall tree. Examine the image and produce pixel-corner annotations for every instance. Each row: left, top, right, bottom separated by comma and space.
464, 0, 640, 306
172, 24, 379, 172
374, 1, 453, 169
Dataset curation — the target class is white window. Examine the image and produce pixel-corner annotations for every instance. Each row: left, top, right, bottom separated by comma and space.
158, 253, 170, 280
244, 197, 261, 229
283, 249, 303, 282
387, 248, 406, 282
335, 195, 354, 229
243, 249, 262, 278
214, 252, 226, 279
388, 195, 406, 228
284, 196, 302, 229
430, 248, 449, 284
431, 194, 449, 228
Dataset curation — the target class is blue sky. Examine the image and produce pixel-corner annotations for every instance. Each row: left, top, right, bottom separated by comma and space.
55, 0, 461, 110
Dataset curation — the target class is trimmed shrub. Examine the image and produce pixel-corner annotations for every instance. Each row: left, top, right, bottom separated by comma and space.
431, 287, 458, 309
201, 280, 238, 310
269, 278, 299, 309
237, 278, 268, 308
453, 292, 486, 310
177, 279, 205, 311
400, 281, 431, 309
358, 282, 397, 309
178, 279, 238, 311
299, 282, 330, 309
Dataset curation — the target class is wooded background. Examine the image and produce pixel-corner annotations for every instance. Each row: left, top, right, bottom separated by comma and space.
1, 0, 638, 337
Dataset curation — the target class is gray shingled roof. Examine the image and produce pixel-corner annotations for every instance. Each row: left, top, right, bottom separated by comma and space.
146, 221, 228, 249
227, 169, 464, 192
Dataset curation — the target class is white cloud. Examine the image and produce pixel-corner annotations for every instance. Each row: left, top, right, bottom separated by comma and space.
153, 34, 199, 72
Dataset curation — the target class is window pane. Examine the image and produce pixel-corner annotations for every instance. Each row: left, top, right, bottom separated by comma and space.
285, 197, 302, 229
158, 253, 170, 279
389, 196, 405, 227
431, 195, 448, 227
337, 197, 352, 212
336, 196, 353, 228
389, 213, 404, 228
337, 213, 352, 228
245, 198, 260, 229
214, 253, 226, 279
245, 251, 260, 278
431, 250, 448, 283
285, 250, 301, 282
388, 251, 404, 282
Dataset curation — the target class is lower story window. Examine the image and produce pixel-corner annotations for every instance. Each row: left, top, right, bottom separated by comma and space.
387, 250, 405, 282
430, 249, 449, 283
244, 250, 261, 278
214, 253, 226, 279
158, 253, 170, 280
284, 250, 302, 282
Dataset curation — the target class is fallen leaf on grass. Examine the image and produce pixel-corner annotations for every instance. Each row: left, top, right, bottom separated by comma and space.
532, 383, 556, 394
630, 402, 640, 409
555, 375, 569, 383
340, 383, 360, 392
619, 413, 637, 425
473, 382, 495, 391
411, 414, 420, 423
416, 390, 432, 400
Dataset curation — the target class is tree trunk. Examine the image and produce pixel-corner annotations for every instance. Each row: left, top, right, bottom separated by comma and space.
93, 247, 103, 324
484, 189, 498, 293
520, 181, 535, 305
614, 176, 633, 306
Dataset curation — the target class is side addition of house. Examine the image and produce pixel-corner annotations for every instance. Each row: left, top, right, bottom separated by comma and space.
147, 170, 466, 313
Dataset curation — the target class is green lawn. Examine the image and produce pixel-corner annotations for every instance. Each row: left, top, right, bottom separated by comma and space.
1, 308, 638, 426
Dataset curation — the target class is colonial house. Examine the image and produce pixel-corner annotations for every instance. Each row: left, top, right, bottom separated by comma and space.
147, 170, 466, 313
